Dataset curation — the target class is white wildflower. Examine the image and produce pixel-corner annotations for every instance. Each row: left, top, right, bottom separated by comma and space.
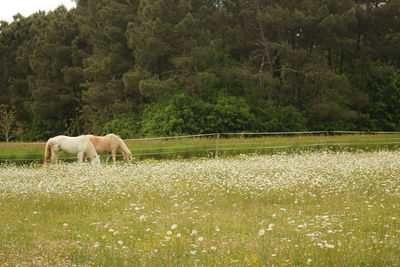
325, 243, 335, 249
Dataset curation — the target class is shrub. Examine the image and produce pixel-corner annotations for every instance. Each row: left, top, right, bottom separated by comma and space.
205, 95, 257, 133
253, 100, 308, 132
102, 113, 141, 139
141, 94, 210, 136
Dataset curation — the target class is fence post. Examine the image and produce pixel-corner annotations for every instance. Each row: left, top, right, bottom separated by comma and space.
215, 133, 220, 158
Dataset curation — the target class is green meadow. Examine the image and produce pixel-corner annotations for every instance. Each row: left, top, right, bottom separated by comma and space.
0, 150, 399, 266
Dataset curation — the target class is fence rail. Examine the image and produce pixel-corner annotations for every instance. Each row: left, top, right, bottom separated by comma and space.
1, 131, 400, 163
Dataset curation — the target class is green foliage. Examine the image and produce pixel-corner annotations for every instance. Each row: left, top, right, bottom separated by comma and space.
1, 0, 400, 140
22, 120, 64, 141
253, 100, 308, 132
308, 102, 358, 131
265, 105, 308, 132
138, 93, 306, 136
141, 93, 260, 136
141, 93, 210, 136
122, 68, 151, 97
102, 113, 141, 139
206, 95, 256, 133
365, 65, 400, 130
138, 78, 177, 99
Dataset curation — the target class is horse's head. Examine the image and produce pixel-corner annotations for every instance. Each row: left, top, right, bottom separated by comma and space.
91, 154, 101, 167
124, 152, 132, 163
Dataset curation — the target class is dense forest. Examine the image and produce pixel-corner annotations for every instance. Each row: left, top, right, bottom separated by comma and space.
0, 0, 399, 141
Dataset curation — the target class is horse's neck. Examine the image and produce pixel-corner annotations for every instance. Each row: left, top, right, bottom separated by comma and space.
85, 141, 97, 158
117, 139, 131, 154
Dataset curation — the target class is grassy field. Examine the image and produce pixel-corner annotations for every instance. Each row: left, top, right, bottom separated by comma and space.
1, 133, 400, 163
0, 150, 399, 266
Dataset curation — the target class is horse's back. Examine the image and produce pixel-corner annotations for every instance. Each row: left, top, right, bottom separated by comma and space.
85, 133, 124, 153
106, 133, 122, 141
86, 135, 109, 153
55, 135, 89, 153
106, 134, 124, 145
50, 135, 67, 142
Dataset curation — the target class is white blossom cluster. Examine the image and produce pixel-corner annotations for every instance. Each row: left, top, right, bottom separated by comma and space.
0, 150, 399, 200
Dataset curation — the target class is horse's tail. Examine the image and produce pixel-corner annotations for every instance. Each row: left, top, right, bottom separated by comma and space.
44, 139, 52, 165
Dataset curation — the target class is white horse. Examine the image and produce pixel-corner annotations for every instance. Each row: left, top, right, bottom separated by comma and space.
44, 135, 100, 166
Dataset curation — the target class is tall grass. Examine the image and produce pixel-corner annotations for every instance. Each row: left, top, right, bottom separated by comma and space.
0, 150, 399, 266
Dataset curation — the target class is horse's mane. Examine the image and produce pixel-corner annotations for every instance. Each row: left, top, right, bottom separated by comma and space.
119, 138, 131, 154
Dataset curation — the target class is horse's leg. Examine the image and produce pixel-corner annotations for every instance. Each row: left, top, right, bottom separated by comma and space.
105, 153, 111, 163
78, 152, 84, 163
111, 149, 117, 163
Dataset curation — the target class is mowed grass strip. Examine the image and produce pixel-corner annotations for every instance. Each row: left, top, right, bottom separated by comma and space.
0, 150, 399, 266
2, 133, 400, 162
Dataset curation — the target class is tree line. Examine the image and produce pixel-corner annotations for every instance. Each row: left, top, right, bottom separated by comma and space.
0, 0, 399, 141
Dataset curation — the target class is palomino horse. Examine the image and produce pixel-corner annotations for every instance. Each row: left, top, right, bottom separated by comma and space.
44, 135, 100, 166
84, 134, 132, 163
